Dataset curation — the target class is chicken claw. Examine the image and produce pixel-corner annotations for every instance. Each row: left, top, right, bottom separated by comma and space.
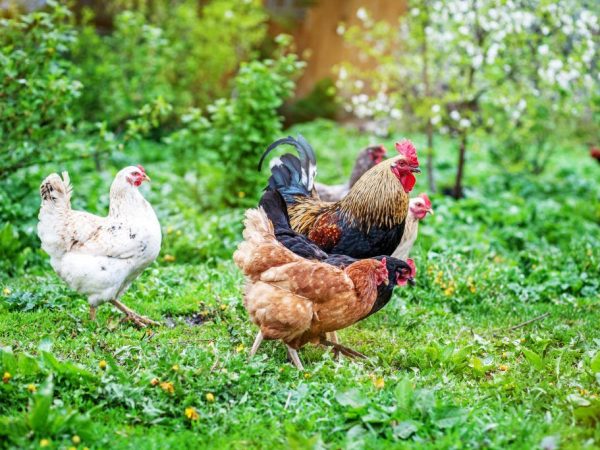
111, 300, 160, 328
320, 338, 367, 359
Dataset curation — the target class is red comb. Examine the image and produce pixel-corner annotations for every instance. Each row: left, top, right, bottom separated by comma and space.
419, 193, 432, 208
407, 258, 416, 277
137, 165, 146, 174
395, 140, 419, 166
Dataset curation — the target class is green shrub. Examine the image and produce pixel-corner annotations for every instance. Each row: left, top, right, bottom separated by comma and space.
167, 39, 304, 207
72, 9, 174, 129
0, 1, 82, 177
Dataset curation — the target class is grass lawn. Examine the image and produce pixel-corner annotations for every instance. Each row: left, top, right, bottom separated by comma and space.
1, 120, 599, 449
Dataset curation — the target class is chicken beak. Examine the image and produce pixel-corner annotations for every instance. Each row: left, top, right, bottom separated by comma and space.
410, 167, 421, 173
428, 208, 434, 215
143, 174, 151, 182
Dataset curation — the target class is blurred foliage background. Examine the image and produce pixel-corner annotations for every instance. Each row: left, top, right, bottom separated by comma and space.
0, 0, 597, 273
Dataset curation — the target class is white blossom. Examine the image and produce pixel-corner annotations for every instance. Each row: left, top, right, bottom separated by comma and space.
356, 7, 368, 21
450, 110, 461, 121
459, 118, 471, 128
431, 104, 441, 113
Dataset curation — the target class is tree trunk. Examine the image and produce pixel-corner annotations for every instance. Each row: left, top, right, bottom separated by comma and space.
426, 123, 436, 193
421, 16, 436, 193
452, 133, 467, 199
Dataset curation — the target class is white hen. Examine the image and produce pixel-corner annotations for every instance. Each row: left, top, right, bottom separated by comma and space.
392, 193, 434, 260
38, 165, 162, 327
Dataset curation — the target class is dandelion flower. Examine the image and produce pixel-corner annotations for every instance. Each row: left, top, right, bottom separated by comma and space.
98, 360, 107, 370
304, 373, 311, 379
160, 381, 175, 394
2, 287, 10, 296
27, 384, 37, 393
2, 372, 11, 383
235, 344, 245, 353
172, 364, 180, 372
164, 254, 176, 263
373, 377, 385, 389
72, 435, 81, 445
185, 407, 199, 421
40, 439, 50, 447
150, 377, 160, 386
206, 392, 215, 402
499, 364, 509, 371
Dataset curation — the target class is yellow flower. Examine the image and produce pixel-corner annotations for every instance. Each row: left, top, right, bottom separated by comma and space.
72, 435, 81, 444
235, 344, 245, 353
166, 226, 174, 234
238, 191, 246, 198
27, 384, 37, 393
98, 360, 107, 370
68, 447, 77, 450
501, 352, 508, 359
373, 377, 385, 389
150, 377, 160, 386
206, 392, 215, 402
579, 388, 590, 396
520, 338, 526, 343
279, 367, 285, 373
444, 286, 455, 296
160, 381, 175, 394
2, 287, 10, 296
172, 364, 180, 372
220, 304, 228, 311
304, 373, 311, 379
164, 254, 176, 263
185, 406, 199, 421
2, 372, 11, 383
40, 439, 50, 447
499, 364, 509, 372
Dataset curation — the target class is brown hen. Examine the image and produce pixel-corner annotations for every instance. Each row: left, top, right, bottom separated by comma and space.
233, 207, 389, 370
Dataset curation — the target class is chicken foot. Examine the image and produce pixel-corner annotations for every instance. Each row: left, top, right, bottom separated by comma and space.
326, 331, 340, 360
89, 306, 97, 322
320, 338, 367, 359
111, 300, 160, 328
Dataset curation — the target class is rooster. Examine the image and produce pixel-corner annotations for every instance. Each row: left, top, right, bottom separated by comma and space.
235, 191, 415, 369
258, 135, 420, 258
37, 166, 161, 327
315, 145, 386, 202
392, 193, 434, 260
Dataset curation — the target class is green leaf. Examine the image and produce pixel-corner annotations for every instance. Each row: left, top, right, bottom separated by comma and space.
335, 389, 368, 409
522, 348, 544, 370
1, 348, 17, 373
394, 378, 414, 411
28, 375, 54, 434
393, 420, 419, 440
17, 353, 40, 376
590, 352, 600, 373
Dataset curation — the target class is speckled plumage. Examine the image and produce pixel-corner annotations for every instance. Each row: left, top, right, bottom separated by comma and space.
38, 168, 161, 309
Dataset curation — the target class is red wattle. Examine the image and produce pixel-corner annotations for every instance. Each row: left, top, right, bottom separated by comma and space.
400, 172, 416, 193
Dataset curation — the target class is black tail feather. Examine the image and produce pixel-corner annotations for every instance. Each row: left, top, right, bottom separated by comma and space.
258, 134, 317, 201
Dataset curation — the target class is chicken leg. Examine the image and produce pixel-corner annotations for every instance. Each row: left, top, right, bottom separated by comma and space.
286, 345, 304, 371
111, 300, 160, 328
250, 331, 263, 358
327, 331, 340, 360
89, 306, 97, 322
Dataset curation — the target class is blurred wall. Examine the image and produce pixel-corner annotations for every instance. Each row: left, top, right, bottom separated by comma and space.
267, 0, 406, 98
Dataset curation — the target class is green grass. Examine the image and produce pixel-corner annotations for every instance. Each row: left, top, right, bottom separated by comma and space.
1, 120, 599, 449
